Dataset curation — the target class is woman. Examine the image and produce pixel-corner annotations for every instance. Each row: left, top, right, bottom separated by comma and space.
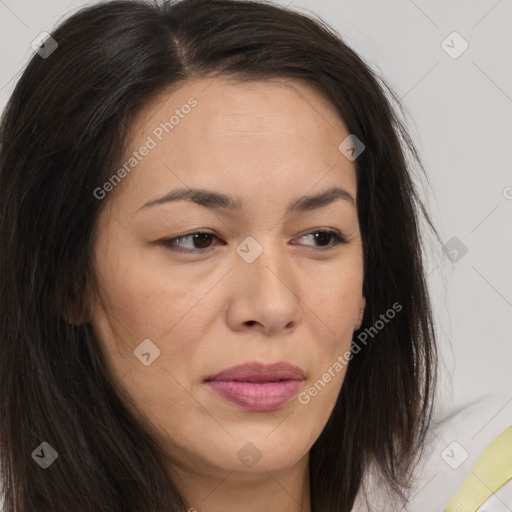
0, 0, 439, 510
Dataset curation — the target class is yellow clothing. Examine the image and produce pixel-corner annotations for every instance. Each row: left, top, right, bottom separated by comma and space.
444, 426, 512, 512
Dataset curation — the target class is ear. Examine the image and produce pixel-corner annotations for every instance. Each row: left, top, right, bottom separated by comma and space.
62, 310, 88, 326
355, 296, 366, 330
60, 280, 93, 326
61, 305, 89, 326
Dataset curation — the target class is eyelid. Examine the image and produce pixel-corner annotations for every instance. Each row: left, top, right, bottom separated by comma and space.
158, 228, 348, 254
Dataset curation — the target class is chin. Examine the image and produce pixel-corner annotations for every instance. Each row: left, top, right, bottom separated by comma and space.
208, 433, 311, 474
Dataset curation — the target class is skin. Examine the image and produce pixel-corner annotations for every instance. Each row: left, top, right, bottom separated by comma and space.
86, 77, 366, 512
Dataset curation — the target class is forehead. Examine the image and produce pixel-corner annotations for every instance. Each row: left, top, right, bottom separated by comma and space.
113, 77, 357, 211
131, 76, 348, 135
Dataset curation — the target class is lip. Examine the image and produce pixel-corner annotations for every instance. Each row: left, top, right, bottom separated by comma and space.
205, 362, 306, 382
204, 362, 305, 412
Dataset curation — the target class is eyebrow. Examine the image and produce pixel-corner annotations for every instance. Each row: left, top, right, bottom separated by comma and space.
138, 185, 355, 215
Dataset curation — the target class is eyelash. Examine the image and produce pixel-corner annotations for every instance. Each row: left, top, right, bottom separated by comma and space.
159, 228, 348, 254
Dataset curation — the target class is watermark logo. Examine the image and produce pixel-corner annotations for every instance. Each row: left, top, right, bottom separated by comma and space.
32, 441, 58, 468
443, 236, 468, 263
134, 338, 161, 366
31, 32, 58, 59
338, 134, 365, 161
441, 31, 469, 59
236, 442, 262, 468
441, 441, 468, 469
236, 236, 264, 264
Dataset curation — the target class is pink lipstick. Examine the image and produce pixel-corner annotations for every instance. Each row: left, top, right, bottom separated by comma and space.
204, 362, 305, 412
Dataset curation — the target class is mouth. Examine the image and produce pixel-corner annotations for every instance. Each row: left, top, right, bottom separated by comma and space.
204, 362, 305, 412
204, 361, 305, 382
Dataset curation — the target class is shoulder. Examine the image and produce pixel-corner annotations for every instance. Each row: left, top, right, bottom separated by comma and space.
350, 391, 512, 511
407, 391, 512, 511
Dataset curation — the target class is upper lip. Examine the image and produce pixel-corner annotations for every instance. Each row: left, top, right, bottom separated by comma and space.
204, 362, 305, 382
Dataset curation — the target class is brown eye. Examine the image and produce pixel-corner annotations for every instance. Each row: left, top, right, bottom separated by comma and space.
293, 229, 348, 249
160, 231, 221, 253
160, 228, 347, 255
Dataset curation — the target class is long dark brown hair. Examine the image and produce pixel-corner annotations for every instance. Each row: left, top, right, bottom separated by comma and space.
0, 0, 439, 510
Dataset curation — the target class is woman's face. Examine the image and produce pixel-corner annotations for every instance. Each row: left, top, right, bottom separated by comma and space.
88, 77, 365, 480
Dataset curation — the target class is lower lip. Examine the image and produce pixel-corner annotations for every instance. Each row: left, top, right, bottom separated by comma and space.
205, 379, 303, 411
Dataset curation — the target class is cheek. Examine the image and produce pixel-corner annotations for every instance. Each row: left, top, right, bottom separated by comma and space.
93, 243, 195, 340
90, 245, 217, 385
89, 261, 206, 424
305, 268, 363, 340
297, 268, 363, 412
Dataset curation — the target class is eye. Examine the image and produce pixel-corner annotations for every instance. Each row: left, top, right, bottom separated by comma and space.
159, 230, 220, 253
293, 229, 348, 249
159, 228, 348, 254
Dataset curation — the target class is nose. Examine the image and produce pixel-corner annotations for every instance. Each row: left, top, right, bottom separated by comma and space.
226, 237, 303, 336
